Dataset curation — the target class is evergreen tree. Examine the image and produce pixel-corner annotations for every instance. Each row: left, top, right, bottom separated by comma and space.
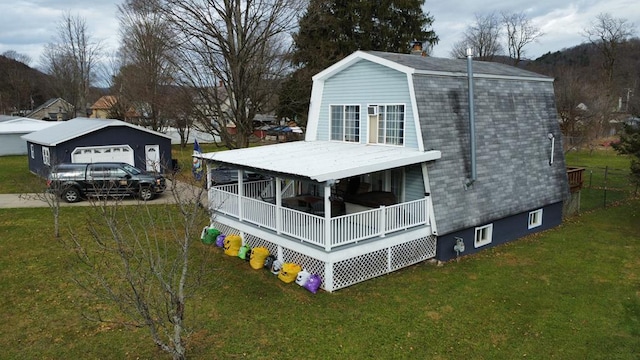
612, 123, 640, 184
277, 0, 438, 124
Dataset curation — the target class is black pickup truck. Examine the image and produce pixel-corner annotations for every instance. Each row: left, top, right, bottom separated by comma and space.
47, 162, 166, 203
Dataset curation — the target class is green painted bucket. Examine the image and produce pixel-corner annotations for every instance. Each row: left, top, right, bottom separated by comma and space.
202, 227, 220, 245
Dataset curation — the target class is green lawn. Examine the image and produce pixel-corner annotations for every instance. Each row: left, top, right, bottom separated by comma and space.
565, 147, 632, 169
0, 147, 638, 358
565, 148, 637, 210
0, 200, 638, 358
0, 155, 43, 193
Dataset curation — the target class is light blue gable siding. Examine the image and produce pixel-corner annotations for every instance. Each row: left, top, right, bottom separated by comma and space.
315, 60, 419, 149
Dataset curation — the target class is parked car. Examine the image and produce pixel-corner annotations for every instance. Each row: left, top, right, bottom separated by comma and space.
209, 166, 269, 186
47, 162, 166, 203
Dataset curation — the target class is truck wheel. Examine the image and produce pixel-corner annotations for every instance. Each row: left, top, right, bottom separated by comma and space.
139, 187, 154, 201
62, 187, 81, 203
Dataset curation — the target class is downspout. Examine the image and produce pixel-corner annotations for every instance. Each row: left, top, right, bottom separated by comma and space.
465, 48, 477, 188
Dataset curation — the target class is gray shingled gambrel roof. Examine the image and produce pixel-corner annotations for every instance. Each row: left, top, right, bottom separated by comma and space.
313, 50, 553, 84
21, 117, 171, 146
366, 51, 552, 80
410, 59, 568, 235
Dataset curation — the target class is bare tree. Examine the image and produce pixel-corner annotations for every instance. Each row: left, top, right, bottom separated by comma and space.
160, 0, 304, 149
583, 13, 636, 84
3, 50, 32, 66
501, 11, 543, 65
61, 177, 210, 360
115, 0, 179, 131
19, 156, 64, 237
40, 13, 102, 117
1, 50, 36, 113
553, 67, 590, 148
450, 13, 503, 60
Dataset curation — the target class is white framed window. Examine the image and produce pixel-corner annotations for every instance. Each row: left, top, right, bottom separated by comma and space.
377, 104, 405, 145
528, 209, 543, 229
330, 105, 360, 142
474, 223, 493, 248
30, 144, 34, 159
42, 147, 50, 166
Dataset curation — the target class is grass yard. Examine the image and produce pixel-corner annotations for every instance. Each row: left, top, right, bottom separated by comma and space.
0, 146, 638, 358
565, 146, 632, 169
565, 147, 637, 210
0, 200, 639, 359
171, 143, 229, 173
0, 155, 43, 193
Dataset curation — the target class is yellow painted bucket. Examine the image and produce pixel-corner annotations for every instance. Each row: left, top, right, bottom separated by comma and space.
223, 234, 242, 256
250, 247, 270, 270
278, 263, 302, 283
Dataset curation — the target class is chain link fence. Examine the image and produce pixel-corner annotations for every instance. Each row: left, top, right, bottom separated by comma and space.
573, 165, 639, 212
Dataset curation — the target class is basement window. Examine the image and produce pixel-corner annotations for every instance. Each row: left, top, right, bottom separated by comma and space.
528, 209, 543, 229
474, 224, 493, 248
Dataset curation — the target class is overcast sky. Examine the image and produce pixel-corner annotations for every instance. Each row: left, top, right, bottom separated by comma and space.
0, 0, 639, 68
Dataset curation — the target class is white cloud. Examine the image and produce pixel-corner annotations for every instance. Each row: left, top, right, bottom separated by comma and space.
427, 0, 640, 58
0, 1, 120, 67
0, 0, 638, 68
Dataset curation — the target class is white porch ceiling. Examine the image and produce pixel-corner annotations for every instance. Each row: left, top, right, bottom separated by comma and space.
198, 141, 441, 183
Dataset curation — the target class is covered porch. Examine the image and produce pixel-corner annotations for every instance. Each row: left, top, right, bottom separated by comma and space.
197, 141, 442, 291
209, 178, 432, 251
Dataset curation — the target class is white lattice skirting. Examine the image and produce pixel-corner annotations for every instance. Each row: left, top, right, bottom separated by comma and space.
210, 221, 437, 292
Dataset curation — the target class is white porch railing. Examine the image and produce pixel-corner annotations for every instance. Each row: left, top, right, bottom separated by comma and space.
280, 207, 325, 246
209, 186, 430, 251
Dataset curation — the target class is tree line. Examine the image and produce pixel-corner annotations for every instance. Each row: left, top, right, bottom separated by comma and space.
3, 2, 638, 152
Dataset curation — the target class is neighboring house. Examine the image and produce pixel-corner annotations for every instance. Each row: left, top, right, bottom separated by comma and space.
89, 95, 118, 119
196, 50, 569, 292
22, 117, 172, 176
0, 117, 57, 156
26, 98, 74, 121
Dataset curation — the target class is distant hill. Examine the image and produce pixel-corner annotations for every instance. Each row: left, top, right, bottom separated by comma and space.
528, 38, 640, 82
0, 55, 54, 115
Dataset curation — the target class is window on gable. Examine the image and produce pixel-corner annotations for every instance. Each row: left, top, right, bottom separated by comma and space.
528, 209, 543, 229
474, 223, 493, 248
331, 105, 360, 142
378, 104, 404, 145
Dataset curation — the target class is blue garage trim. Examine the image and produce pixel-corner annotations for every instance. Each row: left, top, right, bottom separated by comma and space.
435, 202, 564, 261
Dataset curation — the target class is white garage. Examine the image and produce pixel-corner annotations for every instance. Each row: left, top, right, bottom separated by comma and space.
0, 117, 57, 156
71, 145, 135, 165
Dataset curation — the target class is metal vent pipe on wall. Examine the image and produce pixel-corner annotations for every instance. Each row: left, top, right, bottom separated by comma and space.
466, 48, 477, 187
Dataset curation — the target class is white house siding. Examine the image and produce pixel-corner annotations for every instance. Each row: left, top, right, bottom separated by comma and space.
316, 60, 419, 149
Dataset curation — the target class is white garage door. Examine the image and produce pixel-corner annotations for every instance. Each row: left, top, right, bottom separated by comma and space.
71, 145, 135, 165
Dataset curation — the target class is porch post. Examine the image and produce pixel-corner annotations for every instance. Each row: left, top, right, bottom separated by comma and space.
324, 182, 331, 251
324, 261, 334, 292
379, 205, 386, 237
275, 177, 282, 234
205, 162, 211, 190
237, 169, 244, 222
421, 163, 438, 235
